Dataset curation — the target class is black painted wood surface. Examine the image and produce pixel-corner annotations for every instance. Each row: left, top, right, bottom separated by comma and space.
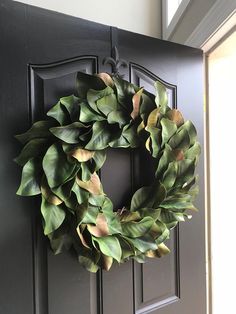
0, 1, 206, 314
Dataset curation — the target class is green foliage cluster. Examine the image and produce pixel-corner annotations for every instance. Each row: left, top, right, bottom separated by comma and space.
15, 72, 200, 272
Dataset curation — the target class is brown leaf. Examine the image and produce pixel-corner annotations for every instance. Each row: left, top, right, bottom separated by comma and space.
147, 108, 160, 127
76, 172, 103, 195
70, 148, 95, 162
97, 73, 114, 87
87, 213, 110, 237
146, 243, 170, 258
173, 149, 184, 161
167, 109, 184, 126
76, 225, 90, 248
101, 254, 113, 271
41, 177, 63, 205
131, 88, 143, 120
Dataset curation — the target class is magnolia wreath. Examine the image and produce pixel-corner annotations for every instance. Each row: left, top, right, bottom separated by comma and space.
15, 72, 200, 272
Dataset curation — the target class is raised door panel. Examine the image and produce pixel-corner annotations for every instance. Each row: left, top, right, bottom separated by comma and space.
29, 57, 100, 314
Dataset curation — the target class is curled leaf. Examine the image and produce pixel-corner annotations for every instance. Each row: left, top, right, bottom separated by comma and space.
76, 172, 103, 195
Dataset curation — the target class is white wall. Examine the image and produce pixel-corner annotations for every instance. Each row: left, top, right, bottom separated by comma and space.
15, 0, 162, 38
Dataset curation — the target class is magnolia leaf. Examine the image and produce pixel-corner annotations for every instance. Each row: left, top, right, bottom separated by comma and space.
70, 148, 95, 162
43, 144, 76, 188
131, 88, 143, 119
96, 73, 114, 87
147, 108, 160, 127
162, 161, 178, 191
183, 120, 197, 145
82, 205, 99, 224
79, 255, 99, 273
176, 159, 195, 186
122, 217, 154, 238
50, 122, 87, 144
47, 101, 70, 125
107, 110, 128, 127
124, 235, 158, 253
87, 86, 114, 113
93, 236, 122, 262
48, 229, 72, 255
167, 109, 184, 126
60, 95, 80, 121
161, 118, 177, 145
41, 197, 66, 235
139, 93, 156, 124
76, 172, 103, 195
92, 150, 106, 171
168, 128, 190, 150
80, 162, 93, 181
41, 177, 63, 206
17, 158, 42, 196
185, 142, 201, 161
155, 144, 174, 178
146, 243, 170, 258
79, 102, 105, 123
87, 213, 110, 237
85, 121, 112, 150
76, 226, 90, 248
15, 120, 56, 144
76, 72, 106, 99
14, 138, 49, 166
101, 254, 113, 271
96, 93, 118, 116
154, 81, 168, 111
173, 149, 185, 161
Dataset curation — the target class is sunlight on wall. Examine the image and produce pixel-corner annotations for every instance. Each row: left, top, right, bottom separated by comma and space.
208, 31, 236, 314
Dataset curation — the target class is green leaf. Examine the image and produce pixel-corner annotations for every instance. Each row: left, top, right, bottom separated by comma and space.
14, 138, 49, 166
60, 95, 79, 121
47, 101, 70, 125
113, 76, 136, 110
16, 158, 42, 196
87, 86, 114, 113
168, 128, 190, 150
161, 118, 177, 145
92, 236, 122, 262
122, 217, 154, 238
185, 142, 201, 161
48, 225, 72, 254
107, 110, 128, 127
145, 126, 161, 157
96, 93, 118, 116
124, 235, 158, 253
43, 144, 76, 188
162, 161, 178, 191
78, 255, 99, 273
41, 197, 66, 235
183, 120, 197, 145
154, 81, 168, 112
76, 72, 106, 99
139, 93, 156, 124
155, 144, 174, 178
79, 101, 105, 123
85, 121, 112, 150
92, 150, 106, 171
130, 183, 166, 211
175, 159, 195, 186
50, 122, 87, 144
82, 205, 99, 224
15, 120, 56, 144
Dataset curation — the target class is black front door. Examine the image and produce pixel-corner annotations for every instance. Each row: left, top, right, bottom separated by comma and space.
0, 1, 206, 314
